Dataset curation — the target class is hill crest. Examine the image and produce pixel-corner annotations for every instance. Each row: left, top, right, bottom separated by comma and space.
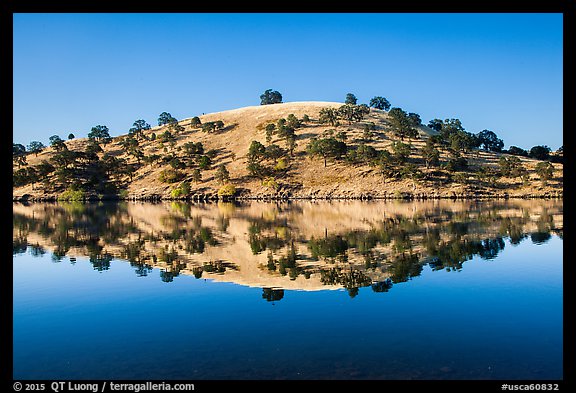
13, 101, 562, 201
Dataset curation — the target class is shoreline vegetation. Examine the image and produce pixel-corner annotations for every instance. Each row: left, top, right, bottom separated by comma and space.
13, 94, 562, 202
12, 192, 563, 202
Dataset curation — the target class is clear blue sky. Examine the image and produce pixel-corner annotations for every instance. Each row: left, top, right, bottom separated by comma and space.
13, 13, 563, 151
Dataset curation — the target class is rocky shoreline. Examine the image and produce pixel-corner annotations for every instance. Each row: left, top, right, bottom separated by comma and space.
13, 189, 563, 202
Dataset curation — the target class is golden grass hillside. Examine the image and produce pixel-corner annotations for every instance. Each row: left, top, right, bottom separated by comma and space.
13, 101, 563, 200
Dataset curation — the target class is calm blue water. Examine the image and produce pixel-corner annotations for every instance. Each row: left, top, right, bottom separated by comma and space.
13, 201, 563, 380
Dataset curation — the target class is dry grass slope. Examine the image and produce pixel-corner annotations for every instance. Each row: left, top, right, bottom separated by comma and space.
13, 101, 563, 200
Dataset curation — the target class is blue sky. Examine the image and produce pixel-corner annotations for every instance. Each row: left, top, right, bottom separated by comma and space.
13, 13, 563, 150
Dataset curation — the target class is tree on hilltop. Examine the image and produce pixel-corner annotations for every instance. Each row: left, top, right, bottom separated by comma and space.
88, 125, 112, 144
529, 145, 551, 161
13, 143, 26, 156
427, 119, 443, 132
49, 135, 67, 151
369, 96, 391, 111
319, 108, 339, 127
129, 119, 151, 139
158, 112, 177, 126
338, 104, 369, 124
477, 129, 504, 152
190, 116, 202, 127
27, 141, 45, 157
508, 146, 528, 157
439, 118, 464, 140
345, 93, 358, 105
408, 112, 422, 126
260, 89, 283, 105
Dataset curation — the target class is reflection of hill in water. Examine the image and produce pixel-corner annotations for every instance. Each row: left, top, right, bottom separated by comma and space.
13, 200, 562, 297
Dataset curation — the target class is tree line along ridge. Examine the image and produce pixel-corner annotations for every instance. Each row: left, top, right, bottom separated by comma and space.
13, 90, 562, 200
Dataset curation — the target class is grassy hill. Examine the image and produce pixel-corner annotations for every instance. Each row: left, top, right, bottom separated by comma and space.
13, 101, 563, 201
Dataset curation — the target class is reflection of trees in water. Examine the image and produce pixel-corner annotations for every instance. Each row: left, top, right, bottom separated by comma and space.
479, 238, 506, 260
157, 247, 189, 282
122, 240, 153, 277
203, 260, 226, 273
499, 217, 527, 245
292, 204, 557, 293
13, 237, 28, 255
495, 207, 561, 246
426, 236, 506, 271
13, 212, 30, 254
320, 267, 373, 298
262, 287, 284, 302
133, 262, 154, 277
308, 235, 349, 261
192, 266, 203, 279
346, 231, 385, 256
216, 215, 230, 232
160, 269, 178, 283
161, 214, 218, 251
389, 253, 422, 283
13, 202, 130, 264
532, 207, 560, 244
248, 217, 291, 255
12, 202, 236, 282
28, 243, 46, 257
90, 253, 113, 271
303, 218, 507, 287
531, 232, 551, 244
392, 230, 412, 253
12, 201, 561, 292
186, 260, 240, 280
363, 251, 381, 270
265, 243, 306, 280
372, 278, 393, 293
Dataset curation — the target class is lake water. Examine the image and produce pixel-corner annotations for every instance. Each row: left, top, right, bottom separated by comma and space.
13, 200, 563, 380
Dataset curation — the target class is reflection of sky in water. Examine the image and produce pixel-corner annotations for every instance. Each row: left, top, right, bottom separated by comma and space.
14, 231, 562, 380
